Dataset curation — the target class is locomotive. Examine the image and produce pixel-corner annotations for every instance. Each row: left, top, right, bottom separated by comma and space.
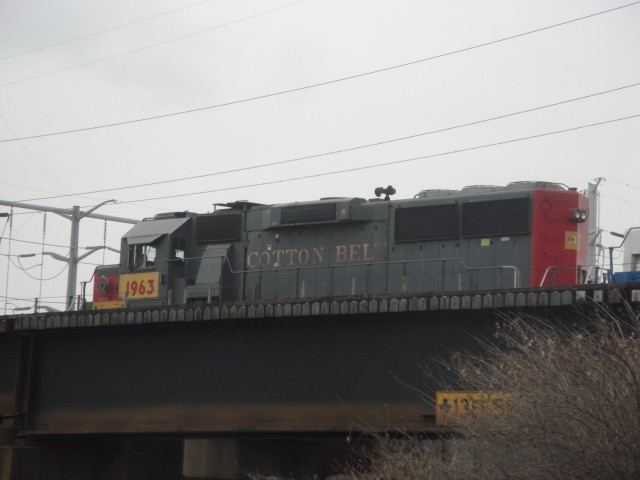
92, 181, 590, 309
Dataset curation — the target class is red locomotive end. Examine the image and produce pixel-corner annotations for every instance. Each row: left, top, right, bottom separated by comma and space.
531, 188, 589, 287
92, 264, 123, 309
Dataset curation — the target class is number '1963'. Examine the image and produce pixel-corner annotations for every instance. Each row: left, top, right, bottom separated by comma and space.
119, 272, 160, 300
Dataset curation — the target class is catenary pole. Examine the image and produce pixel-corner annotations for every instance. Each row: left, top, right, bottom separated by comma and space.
587, 178, 604, 282
0, 199, 138, 310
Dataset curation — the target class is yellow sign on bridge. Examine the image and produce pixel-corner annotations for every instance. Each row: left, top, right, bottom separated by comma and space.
436, 391, 511, 426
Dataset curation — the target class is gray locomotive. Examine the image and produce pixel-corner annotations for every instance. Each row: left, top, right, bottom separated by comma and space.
93, 181, 590, 308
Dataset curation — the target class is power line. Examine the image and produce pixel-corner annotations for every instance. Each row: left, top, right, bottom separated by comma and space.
0, 0, 309, 89
0, 0, 214, 61
9, 256, 69, 282
0, 180, 67, 197
0, 294, 36, 302
78, 260, 108, 266
0, 110, 72, 193
606, 179, 640, 191
0, 294, 65, 306
601, 193, 640, 206
117, 113, 640, 204
0, 294, 68, 303
0, 236, 124, 251
20, 81, 640, 202
1, 1, 638, 143
0, 237, 71, 248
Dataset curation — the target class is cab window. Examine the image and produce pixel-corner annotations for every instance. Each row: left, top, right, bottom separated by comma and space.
172, 237, 185, 261
129, 244, 157, 270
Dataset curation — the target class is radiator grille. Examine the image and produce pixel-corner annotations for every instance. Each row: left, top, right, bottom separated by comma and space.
462, 197, 530, 237
196, 213, 242, 242
395, 204, 459, 242
280, 203, 336, 225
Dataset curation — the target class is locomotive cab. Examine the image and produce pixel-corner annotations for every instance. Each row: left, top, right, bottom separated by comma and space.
118, 212, 195, 306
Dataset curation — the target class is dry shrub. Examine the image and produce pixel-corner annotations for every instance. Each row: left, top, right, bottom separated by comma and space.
339, 435, 476, 480
348, 304, 640, 480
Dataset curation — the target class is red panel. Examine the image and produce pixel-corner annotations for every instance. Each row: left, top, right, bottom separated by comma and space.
531, 189, 588, 287
92, 265, 120, 302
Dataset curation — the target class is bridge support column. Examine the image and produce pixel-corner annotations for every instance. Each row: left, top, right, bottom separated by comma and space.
183, 438, 240, 479
0, 427, 38, 480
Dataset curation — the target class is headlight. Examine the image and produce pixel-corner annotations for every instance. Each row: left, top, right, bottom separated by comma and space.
571, 208, 588, 223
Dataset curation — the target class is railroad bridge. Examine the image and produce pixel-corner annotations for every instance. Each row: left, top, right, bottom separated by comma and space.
1, 284, 639, 479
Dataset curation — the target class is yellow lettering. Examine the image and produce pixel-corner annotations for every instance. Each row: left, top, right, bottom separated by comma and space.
314, 247, 324, 264
285, 249, 297, 266
247, 251, 259, 269
362, 243, 373, 261
260, 251, 271, 267
335, 245, 347, 263
349, 244, 360, 262
273, 249, 284, 268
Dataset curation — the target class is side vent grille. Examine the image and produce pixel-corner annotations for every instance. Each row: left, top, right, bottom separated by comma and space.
462, 197, 530, 237
395, 204, 459, 242
280, 203, 336, 225
196, 213, 242, 242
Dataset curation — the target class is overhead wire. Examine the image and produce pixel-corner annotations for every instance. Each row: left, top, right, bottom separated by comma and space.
0, 110, 76, 196
0, 0, 309, 89
12, 257, 42, 271
607, 179, 640, 191
10, 256, 69, 282
38, 212, 47, 299
2, 210, 12, 315
0, 110, 134, 204
1, 1, 638, 143
0, 0, 215, 61
600, 193, 640, 206
0, 181, 71, 197
9, 211, 39, 239
18, 81, 640, 202
0, 236, 74, 249
0, 294, 68, 303
0, 294, 38, 302
116, 113, 640, 204
0, 215, 10, 246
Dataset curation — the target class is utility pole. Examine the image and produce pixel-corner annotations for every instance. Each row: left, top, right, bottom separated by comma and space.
587, 178, 604, 282
0, 199, 138, 310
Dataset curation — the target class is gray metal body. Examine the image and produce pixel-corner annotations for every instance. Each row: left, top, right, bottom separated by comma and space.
117, 184, 558, 307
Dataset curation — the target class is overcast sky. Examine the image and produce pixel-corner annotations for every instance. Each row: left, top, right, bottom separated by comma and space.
1, 0, 639, 312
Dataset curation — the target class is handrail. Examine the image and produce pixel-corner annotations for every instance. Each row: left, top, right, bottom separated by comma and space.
184, 254, 517, 278
466, 265, 519, 289
584, 264, 604, 284
182, 255, 519, 298
539, 265, 587, 287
